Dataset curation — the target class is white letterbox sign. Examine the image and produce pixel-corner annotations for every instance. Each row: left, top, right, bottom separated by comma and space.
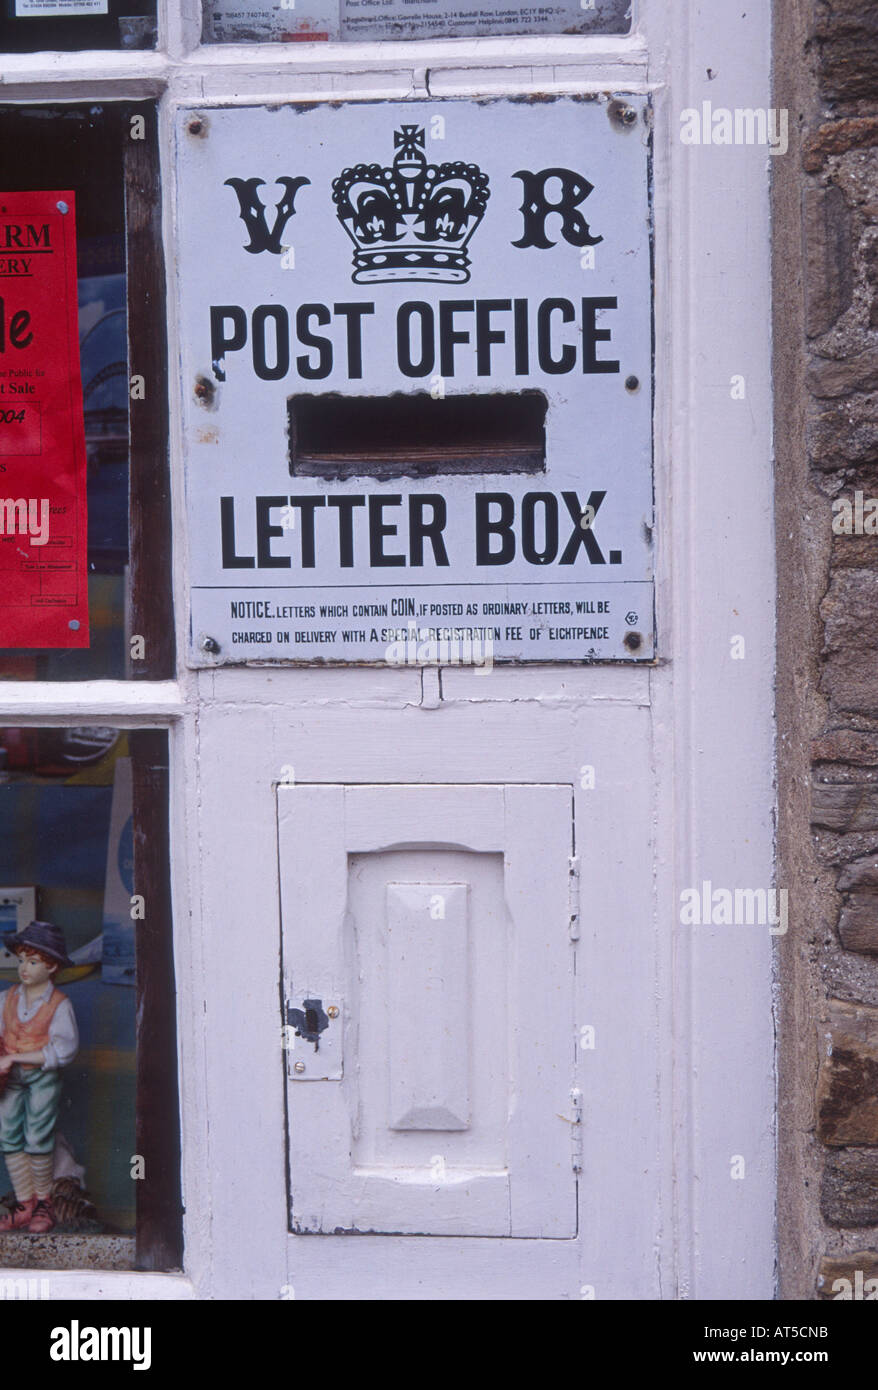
177, 97, 654, 665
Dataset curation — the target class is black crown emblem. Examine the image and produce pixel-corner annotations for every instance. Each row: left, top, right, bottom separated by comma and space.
332, 125, 490, 284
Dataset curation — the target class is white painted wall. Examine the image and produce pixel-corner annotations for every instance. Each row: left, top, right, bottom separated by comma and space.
3, 0, 776, 1299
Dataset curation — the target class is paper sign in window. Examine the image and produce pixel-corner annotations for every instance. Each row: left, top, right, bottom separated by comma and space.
0, 192, 89, 648
15, 0, 108, 15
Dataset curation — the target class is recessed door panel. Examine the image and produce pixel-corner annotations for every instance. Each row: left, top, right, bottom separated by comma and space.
279, 783, 576, 1237
384, 879, 472, 1133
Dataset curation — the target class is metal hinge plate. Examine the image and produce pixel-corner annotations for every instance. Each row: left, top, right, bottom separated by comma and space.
568, 854, 581, 941
570, 1087, 583, 1173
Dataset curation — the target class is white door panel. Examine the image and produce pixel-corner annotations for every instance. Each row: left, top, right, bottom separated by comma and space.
279, 782, 576, 1237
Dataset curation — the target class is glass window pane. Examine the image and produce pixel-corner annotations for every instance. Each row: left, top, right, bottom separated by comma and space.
203, 0, 632, 45
0, 0, 156, 54
0, 726, 181, 1271
0, 104, 173, 681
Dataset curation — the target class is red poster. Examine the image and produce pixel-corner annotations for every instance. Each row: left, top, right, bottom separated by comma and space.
0, 191, 88, 648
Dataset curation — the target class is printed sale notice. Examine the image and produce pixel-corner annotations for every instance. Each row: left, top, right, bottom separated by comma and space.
0, 191, 89, 649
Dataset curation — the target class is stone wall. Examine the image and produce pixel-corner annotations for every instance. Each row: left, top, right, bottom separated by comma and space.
776, 0, 878, 1300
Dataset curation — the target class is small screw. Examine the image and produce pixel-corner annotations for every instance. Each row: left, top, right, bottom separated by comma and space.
623, 631, 643, 652
625, 375, 640, 392
56, 200, 69, 215
201, 635, 220, 654
68, 619, 80, 631
187, 117, 204, 136
608, 99, 639, 128
294, 1061, 305, 1073
327, 1006, 339, 1019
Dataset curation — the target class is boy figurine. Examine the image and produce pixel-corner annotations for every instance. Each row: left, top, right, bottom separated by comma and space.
0, 922, 78, 1234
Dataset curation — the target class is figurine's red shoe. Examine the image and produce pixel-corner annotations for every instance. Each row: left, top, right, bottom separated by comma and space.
27, 1198, 55, 1234
0, 1196, 36, 1231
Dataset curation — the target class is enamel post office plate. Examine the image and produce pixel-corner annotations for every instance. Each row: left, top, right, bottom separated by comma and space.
177, 97, 654, 666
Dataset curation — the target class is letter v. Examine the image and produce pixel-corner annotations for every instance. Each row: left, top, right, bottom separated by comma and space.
225, 177, 310, 255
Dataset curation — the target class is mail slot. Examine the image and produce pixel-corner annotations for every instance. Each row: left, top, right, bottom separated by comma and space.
288, 390, 547, 478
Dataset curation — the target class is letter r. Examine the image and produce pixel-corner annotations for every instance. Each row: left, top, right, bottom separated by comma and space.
512, 169, 604, 250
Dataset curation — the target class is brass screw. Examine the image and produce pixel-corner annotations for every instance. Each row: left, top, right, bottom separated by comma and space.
608, 99, 639, 129
327, 1006, 339, 1019
294, 1061, 305, 1073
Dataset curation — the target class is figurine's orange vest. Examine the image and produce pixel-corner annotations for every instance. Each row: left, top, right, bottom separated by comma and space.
2, 986, 65, 1068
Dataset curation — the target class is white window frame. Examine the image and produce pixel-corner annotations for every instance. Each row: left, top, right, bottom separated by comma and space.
0, 0, 776, 1300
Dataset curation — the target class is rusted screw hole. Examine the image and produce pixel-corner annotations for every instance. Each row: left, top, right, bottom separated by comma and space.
625, 375, 640, 392
194, 375, 216, 407
624, 631, 643, 652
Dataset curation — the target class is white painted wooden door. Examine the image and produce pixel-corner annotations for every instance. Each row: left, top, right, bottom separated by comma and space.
279, 782, 577, 1237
